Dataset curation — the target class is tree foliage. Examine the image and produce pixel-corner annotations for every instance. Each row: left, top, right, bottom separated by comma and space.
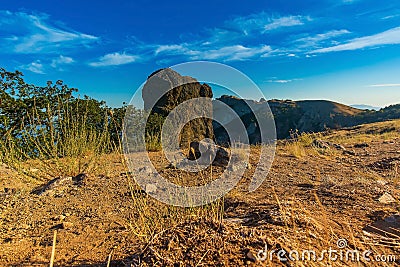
0, 68, 126, 159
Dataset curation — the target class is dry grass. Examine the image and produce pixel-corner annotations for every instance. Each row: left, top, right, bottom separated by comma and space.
2, 113, 400, 265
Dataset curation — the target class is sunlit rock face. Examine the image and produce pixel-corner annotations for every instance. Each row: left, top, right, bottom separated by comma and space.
142, 68, 214, 148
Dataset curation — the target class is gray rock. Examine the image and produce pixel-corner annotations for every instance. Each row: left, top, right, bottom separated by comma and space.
189, 140, 230, 167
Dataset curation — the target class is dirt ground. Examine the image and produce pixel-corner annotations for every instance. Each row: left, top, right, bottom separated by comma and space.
1, 121, 400, 266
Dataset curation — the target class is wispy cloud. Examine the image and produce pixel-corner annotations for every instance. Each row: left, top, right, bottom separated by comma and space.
51, 55, 74, 68
89, 52, 138, 67
145, 12, 313, 62
265, 78, 302, 83
368, 83, 400, 87
0, 10, 98, 54
295, 29, 351, 47
381, 13, 400, 20
153, 43, 272, 61
263, 15, 311, 31
20, 60, 45, 74
194, 45, 272, 61
219, 13, 312, 35
312, 26, 400, 53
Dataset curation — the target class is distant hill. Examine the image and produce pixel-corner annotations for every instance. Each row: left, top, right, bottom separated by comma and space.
214, 96, 400, 142
350, 104, 381, 110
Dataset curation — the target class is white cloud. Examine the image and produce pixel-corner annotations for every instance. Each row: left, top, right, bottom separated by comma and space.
154, 44, 198, 56
21, 60, 45, 74
51, 55, 74, 68
265, 78, 301, 83
224, 13, 311, 33
263, 15, 311, 31
312, 27, 400, 53
0, 10, 98, 54
196, 45, 272, 61
382, 14, 400, 20
153, 43, 272, 61
295, 29, 351, 46
200, 13, 313, 47
368, 83, 400, 87
89, 52, 138, 67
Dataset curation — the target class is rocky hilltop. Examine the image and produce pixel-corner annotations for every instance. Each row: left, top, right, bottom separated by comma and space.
142, 68, 214, 148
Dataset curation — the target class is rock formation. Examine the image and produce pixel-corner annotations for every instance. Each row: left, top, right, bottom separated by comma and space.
142, 68, 214, 148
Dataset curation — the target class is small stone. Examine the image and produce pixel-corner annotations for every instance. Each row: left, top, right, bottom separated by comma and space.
354, 143, 369, 148
312, 139, 330, 149
376, 180, 387, 186
56, 215, 66, 221
145, 183, 157, 194
62, 222, 74, 229
333, 144, 346, 151
72, 173, 87, 184
246, 251, 257, 262
343, 150, 356, 156
378, 192, 396, 204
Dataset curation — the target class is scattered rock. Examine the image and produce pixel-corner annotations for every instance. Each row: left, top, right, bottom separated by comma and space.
72, 173, 87, 185
312, 139, 330, 149
31, 173, 87, 196
363, 214, 400, 240
31, 176, 73, 196
55, 214, 66, 221
3, 188, 16, 194
246, 250, 257, 262
333, 144, 346, 151
368, 157, 400, 171
188, 140, 230, 167
354, 143, 369, 148
383, 140, 395, 144
62, 222, 74, 229
343, 150, 356, 156
378, 192, 396, 204
376, 180, 388, 186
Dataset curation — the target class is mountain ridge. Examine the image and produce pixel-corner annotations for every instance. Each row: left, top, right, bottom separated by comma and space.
215, 95, 400, 141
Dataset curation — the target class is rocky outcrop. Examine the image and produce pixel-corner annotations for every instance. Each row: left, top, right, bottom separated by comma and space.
142, 68, 214, 148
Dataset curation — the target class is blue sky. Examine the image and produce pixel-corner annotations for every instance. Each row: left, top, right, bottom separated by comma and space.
1, 0, 400, 107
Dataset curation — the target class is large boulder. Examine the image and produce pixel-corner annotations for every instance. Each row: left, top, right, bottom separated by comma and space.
142, 68, 214, 148
188, 140, 230, 167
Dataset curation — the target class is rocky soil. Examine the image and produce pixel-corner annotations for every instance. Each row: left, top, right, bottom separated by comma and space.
1, 121, 400, 266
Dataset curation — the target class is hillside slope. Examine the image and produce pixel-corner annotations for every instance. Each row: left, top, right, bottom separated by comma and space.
215, 96, 400, 141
